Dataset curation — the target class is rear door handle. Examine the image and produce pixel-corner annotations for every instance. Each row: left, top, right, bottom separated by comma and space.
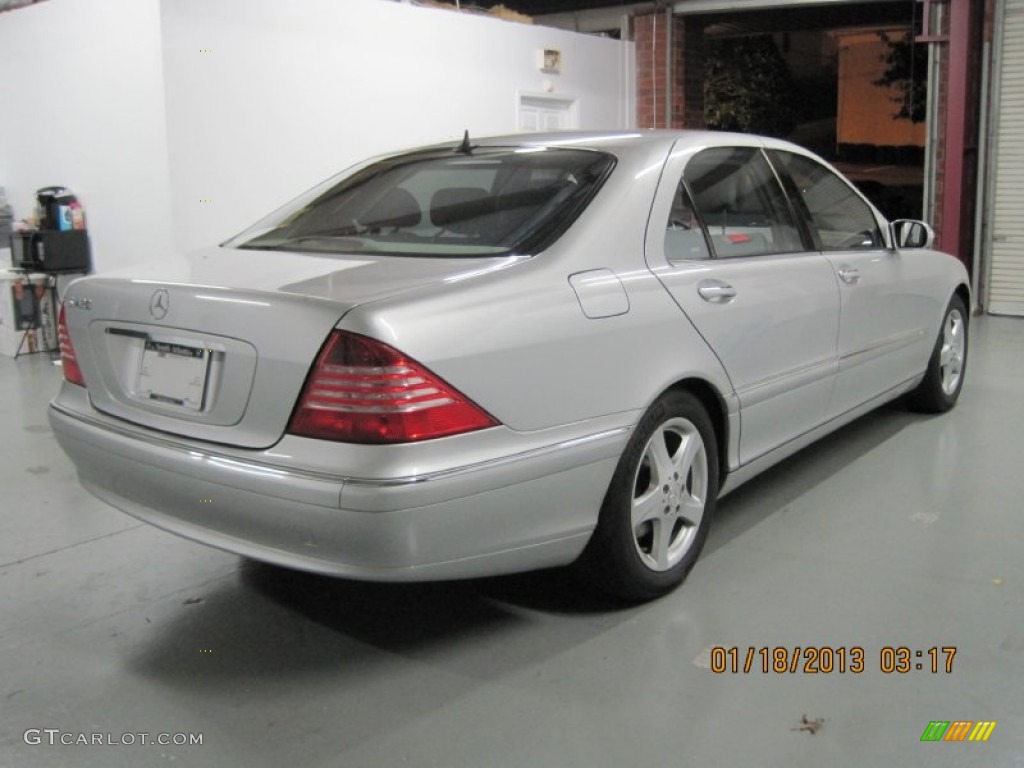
697, 279, 737, 303
837, 266, 861, 284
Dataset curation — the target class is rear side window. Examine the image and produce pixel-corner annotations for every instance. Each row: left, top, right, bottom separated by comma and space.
683, 146, 804, 258
228, 148, 615, 257
769, 151, 883, 251
664, 181, 712, 262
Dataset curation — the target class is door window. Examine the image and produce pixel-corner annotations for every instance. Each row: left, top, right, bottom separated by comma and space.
664, 182, 712, 262
682, 146, 804, 258
769, 151, 883, 251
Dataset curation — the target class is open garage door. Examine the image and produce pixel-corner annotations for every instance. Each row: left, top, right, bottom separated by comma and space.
987, 0, 1024, 316
675, 1, 929, 223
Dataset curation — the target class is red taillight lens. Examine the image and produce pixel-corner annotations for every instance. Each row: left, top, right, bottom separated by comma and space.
57, 304, 86, 387
287, 331, 499, 444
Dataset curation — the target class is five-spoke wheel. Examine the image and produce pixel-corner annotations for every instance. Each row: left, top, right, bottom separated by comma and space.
938, 305, 966, 397
908, 294, 969, 413
630, 416, 709, 572
578, 390, 718, 602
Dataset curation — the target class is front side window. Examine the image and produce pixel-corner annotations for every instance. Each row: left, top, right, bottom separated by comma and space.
769, 151, 883, 251
226, 148, 615, 258
683, 146, 804, 258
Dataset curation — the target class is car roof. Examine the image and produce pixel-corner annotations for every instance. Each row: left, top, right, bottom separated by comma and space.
458, 129, 813, 157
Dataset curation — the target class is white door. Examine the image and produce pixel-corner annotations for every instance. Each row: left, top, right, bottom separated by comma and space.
518, 94, 578, 132
988, 0, 1024, 315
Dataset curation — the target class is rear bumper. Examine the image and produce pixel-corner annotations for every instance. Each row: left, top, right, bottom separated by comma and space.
48, 394, 629, 581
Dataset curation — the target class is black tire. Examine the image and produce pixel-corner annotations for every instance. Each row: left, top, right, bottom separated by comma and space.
578, 390, 719, 602
907, 294, 968, 413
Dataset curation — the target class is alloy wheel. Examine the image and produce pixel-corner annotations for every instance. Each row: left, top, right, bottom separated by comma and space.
630, 417, 709, 572
939, 308, 966, 396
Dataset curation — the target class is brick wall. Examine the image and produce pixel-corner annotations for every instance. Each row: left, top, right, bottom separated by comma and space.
635, 11, 692, 129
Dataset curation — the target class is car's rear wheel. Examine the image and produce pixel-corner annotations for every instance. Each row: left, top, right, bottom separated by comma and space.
908, 294, 968, 413
579, 390, 718, 602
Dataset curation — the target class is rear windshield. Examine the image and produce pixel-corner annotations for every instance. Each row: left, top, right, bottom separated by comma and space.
227, 147, 616, 257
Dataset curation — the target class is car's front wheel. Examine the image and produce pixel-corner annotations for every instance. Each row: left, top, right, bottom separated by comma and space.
908, 294, 968, 413
579, 390, 718, 602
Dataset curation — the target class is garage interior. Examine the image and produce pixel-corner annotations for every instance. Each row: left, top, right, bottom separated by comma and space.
2, 0, 1022, 766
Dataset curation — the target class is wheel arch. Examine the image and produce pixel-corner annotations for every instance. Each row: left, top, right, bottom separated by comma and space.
663, 377, 730, 492
954, 282, 971, 315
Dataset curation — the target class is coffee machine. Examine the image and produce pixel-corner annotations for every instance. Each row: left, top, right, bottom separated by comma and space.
35, 186, 78, 231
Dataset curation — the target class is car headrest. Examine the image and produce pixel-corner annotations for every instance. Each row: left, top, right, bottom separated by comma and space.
363, 188, 422, 230
430, 187, 492, 233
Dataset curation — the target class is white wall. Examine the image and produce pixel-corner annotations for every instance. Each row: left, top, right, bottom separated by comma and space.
161, 0, 635, 252
0, 0, 175, 273
1, 0, 635, 267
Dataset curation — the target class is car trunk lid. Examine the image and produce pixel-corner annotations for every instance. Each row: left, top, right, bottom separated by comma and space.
63, 247, 516, 449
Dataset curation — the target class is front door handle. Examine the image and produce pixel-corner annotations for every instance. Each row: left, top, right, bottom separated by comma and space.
697, 279, 737, 303
837, 266, 861, 284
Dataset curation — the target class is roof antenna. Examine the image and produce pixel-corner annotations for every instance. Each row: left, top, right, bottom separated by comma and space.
454, 129, 474, 155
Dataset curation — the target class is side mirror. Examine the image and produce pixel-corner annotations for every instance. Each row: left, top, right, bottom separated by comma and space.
890, 219, 935, 250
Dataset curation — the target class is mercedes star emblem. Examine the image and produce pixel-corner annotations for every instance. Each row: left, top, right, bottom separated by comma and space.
149, 289, 170, 320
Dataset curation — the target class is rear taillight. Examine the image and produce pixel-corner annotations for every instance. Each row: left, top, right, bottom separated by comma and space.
57, 304, 86, 387
287, 331, 498, 444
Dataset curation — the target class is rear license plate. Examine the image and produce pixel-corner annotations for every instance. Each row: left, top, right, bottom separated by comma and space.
137, 340, 209, 410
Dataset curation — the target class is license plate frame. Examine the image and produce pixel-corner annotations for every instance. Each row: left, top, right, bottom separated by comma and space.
137, 339, 210, 410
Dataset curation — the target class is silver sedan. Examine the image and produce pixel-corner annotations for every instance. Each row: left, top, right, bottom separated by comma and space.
50, 131, 969, 601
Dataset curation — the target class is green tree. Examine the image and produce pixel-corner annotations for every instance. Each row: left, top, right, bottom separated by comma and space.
874, 31, 927, 123
704, 36, 798, 137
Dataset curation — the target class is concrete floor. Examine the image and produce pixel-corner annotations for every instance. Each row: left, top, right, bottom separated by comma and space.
1, 317, 1021, 768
